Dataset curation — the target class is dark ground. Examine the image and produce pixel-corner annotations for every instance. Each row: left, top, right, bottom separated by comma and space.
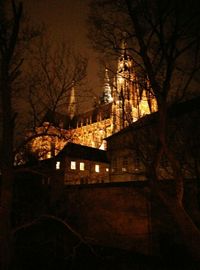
12, 244, 200, 270
11, 176, 200, 269
12, 223, 200, 270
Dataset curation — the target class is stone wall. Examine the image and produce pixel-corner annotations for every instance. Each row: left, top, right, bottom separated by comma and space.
14, 174, 197, 256
55, 182, 175, 255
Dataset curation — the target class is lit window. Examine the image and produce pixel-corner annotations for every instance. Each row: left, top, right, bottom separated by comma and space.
80, 162, 85, 171
106, 168, 109, 172
123, 156, 128, 167
95, 164, 100, 173
71, 161, 76, 170
56, 161, 60, 170
122, 167, 127, 172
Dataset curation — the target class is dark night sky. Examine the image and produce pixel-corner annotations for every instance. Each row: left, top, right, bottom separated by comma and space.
23, 0, 102, 110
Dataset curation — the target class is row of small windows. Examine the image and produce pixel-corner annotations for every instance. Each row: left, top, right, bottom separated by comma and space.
71, 161, 85, 171
56, 161, 109, 173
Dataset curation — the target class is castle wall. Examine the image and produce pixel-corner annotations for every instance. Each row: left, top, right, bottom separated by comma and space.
14, 173, 196, 257
61, 183, 153, 254
54, 182, 177, 256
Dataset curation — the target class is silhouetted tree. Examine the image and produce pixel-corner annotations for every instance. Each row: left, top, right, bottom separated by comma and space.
0, 1, 23, 268
0, 1, 87, 269
18, 36, 88, 161
26, 36, 88, 128
88, 0, 200, 260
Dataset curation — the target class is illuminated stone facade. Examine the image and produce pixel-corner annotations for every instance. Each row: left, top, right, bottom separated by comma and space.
29, 48, 157, 159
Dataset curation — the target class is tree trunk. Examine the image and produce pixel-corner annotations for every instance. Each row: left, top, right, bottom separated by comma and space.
157, 189, 200, 262
0, 169, 14, 270
0, 3, 22, 267
147, 138, 200, 261
0, 51, 15, 270
0, 93, 14, 270
0, 85, 14, 270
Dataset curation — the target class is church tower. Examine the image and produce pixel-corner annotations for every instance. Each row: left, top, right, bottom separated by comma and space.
112, 41, 157, 132
112, 41, 134, 132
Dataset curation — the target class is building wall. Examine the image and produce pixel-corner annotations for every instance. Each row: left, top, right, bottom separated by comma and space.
53, 182, 180, 256
51, 156, 109, 188
69, 118, 112, 149
60, 157, 109, 185
29, 117, 113, 161
107, 100, 200, 182
107, 130, 147, 182
14, 173, 196, 257
60, 183, 153, 254
28, 123, 70, 159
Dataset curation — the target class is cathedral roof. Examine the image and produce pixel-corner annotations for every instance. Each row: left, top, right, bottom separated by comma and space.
42, 109, 71, 128
42, 101, 113, 130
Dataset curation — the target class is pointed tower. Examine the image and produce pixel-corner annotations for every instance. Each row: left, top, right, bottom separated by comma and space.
112, 41, 157, 133
67, 83, 76, 120
102, 68, 113, 104
112, 41, 134, 132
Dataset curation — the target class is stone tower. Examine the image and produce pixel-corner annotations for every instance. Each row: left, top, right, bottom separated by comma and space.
112, 42, 157, 132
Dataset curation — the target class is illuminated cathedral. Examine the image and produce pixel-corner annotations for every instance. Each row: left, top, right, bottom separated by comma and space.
29, 46, 157, 159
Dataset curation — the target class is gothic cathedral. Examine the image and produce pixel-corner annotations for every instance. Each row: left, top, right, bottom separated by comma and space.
29, 46, 157, 159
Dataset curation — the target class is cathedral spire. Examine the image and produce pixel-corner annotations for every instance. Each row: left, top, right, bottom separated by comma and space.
67, 83, 76, 119
102, 68, 113, 103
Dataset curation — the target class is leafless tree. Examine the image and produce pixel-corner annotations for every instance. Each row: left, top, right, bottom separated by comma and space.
25, 36, 88, 127
88, 0, 200, 260
16, 35, 88, 161
0, 1, 87, 269
0, 1, 24, 268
